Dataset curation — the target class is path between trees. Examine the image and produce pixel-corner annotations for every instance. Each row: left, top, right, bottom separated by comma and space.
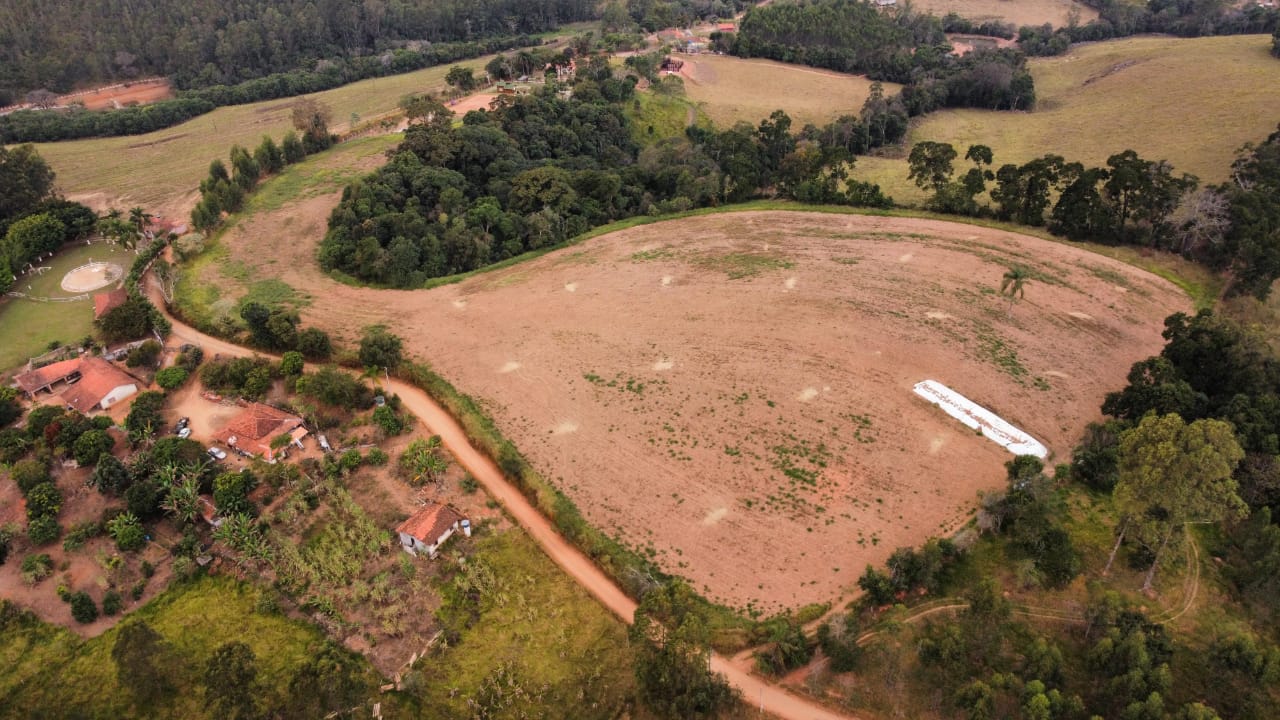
144, 277, 860, 720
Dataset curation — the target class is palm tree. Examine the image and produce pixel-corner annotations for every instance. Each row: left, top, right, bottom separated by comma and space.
1000, 266, 1029, 316
162, 475, 202, 525
128, 206, 153, 233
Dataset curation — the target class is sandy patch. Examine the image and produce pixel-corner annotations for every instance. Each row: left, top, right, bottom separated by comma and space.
552, 421, 579, 435
498, 361, 522, 374
926, 311, 952, 320
661, 275, 673, 286
796, 387, 820, 402
784, 277, 798, 290
702, 507, 729, 525
1068, 311, 1094, 320
564, 282, 578, 292
452, 298, 468, 309
1044, 370, 1070, 379
898, 253, 914, 262
653, 359, 675, 371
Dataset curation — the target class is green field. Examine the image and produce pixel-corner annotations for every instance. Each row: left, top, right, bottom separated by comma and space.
0, 577, 388, 718
912, 0, 1098, 28
0, 240, 132, 371
680, 53, 899, 129
32, 55, 498, 217
857, 35, 1280, 203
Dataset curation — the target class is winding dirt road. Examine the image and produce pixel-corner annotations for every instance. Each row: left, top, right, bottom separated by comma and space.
147, 278, 858, 720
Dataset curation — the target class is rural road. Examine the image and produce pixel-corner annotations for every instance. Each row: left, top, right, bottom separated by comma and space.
147, 277, 859, 720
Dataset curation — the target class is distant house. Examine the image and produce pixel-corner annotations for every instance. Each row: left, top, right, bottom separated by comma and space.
214, 402, 306, 462
717, 23, 736, 33
874, 0, 897, 6
396, 503, 471, 558
14, 356, 139, 412
660, 57, 685, 73
93, 288, 128, 320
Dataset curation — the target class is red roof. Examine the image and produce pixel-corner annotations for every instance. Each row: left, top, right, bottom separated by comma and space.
14, 357, 83, 394
93, 288, 128, 319
214, 402, 303, 460
396, 503, 465, 545
717, 23, 736, 31
62, 357, 139, 412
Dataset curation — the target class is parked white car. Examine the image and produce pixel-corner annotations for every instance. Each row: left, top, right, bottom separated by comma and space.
206, 446, 227, 460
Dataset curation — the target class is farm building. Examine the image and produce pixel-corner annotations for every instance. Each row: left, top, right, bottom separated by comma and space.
214, 402, 306, 462
717, 23, 736, 33
93, 288, 128, 320
13, 356, 139, 412
396, 503, 471, 558
660, 57, 685, 73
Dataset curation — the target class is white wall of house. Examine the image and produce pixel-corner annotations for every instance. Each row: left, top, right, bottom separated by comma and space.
100, 383, 138, 409
398, 525, 458, 558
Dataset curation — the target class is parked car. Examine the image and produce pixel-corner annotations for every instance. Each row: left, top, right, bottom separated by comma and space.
206, 446, 227, 460
177, 427, 192, 439
174, 417, 189, 433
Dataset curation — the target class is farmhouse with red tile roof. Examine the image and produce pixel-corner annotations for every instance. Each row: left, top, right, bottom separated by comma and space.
396, 503, 470, 558
214, 402, 305, 462
13, 356, 139, 412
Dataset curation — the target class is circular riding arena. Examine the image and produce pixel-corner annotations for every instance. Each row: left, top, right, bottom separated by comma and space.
60, 261, 125, 293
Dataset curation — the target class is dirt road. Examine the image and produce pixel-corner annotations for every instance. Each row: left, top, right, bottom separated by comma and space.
147, 277, 859, 720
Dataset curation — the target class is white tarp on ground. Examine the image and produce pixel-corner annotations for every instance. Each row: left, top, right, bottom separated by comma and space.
913, 379, 1049, 459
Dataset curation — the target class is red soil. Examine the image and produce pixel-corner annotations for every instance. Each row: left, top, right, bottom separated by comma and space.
211, 206, 1189, 613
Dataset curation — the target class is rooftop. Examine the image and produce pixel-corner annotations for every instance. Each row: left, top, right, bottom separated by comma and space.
396, 503, 465, 544
93, 288, 128, 320
62, 357, 140, 413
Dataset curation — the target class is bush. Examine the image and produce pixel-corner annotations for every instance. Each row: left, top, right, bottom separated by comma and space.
20, 553, 53, 584
358, 328, 403, 369
107, 511, 146, 552
27, 516, 60, 546
280, 351, 304, 376
365, 447, 389, 466
69, 591, 99, 623
125, 340, 163, 368
102, 590, 123, 616
12, 459, 50, 494
72, 428, 115, 465
154, 366, 189, 390
0, 527, 12, 566
0, 427, 31, 463
372, 405, 404, 435
25, 482, 62, 520
62, 521, 103, 551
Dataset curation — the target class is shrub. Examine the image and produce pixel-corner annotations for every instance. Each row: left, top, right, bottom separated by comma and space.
460, 474, 479, 494
72, 428, 115, 465
280, 351, 304, 376
20, 553, 53, 584
125, 340, 163, 368
0, 427, 31, 463
372, 405, 404, 436
107, 511, 146, 552
365, 447, 388, 466
102, 590, 124, 616
27, 516, 60, 546
69, 591, 99, 623
62, 521, 103, 551
0, 526, 12, 565
12, 459, 50, 494
358, 328, 403, 369
25, 482, 62, 520
154, 366, 189, 390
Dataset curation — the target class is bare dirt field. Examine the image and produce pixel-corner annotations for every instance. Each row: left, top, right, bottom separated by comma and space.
910, 0, 1097, 28
203, 203, 1188, 612
60, 79, 173, 110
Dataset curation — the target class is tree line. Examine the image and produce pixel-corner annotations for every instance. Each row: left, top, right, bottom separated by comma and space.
0, 36, 535, 144
0, 0, 594, 100
726, 0, 1037, 113
903, 127, 1280, 299
1016, 0, 1280, 57
319, 61, 900, 287
0, 145, 98, 293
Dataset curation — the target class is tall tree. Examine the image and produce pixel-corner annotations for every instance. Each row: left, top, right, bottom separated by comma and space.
630, 580, 736, 717
0, 144, 55, 222
1111, 413, 1247, 591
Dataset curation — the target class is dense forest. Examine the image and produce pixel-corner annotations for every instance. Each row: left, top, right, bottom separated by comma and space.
318, 54, 903, 287
902, 125, 1280, 299
0, 0, 594, 101
728, 0, 1036, 113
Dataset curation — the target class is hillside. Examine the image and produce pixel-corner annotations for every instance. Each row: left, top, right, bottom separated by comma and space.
856, 34, 1280, 203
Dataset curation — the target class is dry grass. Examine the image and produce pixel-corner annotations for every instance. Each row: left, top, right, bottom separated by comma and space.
858, 35, 1280, 198
33, 55, 496, 219
677, 54, 900, 129
911, 0, 1098, 28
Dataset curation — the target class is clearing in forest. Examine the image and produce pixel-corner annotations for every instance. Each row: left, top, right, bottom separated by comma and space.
188, 196, 1189, 612
676, 54, 899, 129
910, 0, 1098, 29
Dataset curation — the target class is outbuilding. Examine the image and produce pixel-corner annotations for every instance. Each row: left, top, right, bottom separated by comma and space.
395, 503, 471, 558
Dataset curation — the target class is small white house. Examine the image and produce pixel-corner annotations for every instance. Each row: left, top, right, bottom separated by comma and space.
396, 503, 471, 558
